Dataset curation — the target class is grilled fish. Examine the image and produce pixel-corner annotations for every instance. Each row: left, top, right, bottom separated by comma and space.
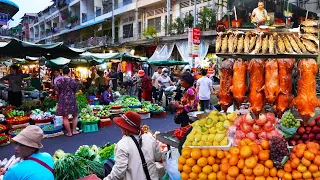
254, 35, 262, 53
277, 36, 285, 54
301, 34, 319, 44
249, 35, 257, 52
301, 20, 318, 27
237, 35, 244, 53
228, 35, 235, 53
293, 35, 307, 53
283, 36, 294, 53
269, 35, 275, 54
302, 39, 318, 53
287, 35, 302, 53
244, 33, 250, 53
216, 35, 222, 53
262, 35, 269, 54
302, 27, 318, 34
221, 36, 228, 53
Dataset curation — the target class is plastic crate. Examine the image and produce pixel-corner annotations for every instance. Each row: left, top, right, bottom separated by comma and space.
81, 124, 98, 133
151, 111, 166, 118
99, 121, 112, 127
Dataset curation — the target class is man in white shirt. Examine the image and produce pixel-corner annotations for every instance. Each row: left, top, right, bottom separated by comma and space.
151, 67, 162, 102
251, 1, 268, 25
196, 69, 215, 111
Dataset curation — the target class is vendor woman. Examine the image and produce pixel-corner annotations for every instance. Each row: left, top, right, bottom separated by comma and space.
0, 65, 29, 107
251, 1, 268, 25
172, 72, 199, 127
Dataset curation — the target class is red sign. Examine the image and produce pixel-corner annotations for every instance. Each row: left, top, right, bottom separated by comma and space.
192, 28, 201, 45
25, 24, 30, 40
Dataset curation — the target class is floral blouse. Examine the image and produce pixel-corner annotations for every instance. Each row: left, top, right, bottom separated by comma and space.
177, 87, 199, 114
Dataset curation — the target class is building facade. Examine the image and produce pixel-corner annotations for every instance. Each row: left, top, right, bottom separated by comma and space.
14, 0, 225, 48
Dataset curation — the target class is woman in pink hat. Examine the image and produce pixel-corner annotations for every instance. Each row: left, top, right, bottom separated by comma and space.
104, 111, 162, 180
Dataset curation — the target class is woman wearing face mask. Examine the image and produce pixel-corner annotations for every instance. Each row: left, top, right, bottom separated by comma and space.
157, 68, 173, 103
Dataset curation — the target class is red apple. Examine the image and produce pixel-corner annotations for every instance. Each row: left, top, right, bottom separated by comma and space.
316, 134, 320, 141
302, 134, 309, 141
293, 134, 301, 140
317, 119, 320, 127
311, 126, 320, 134
306, 127, 312, 134
297, 126, 306, 135
309, 133, 316, 140
297, 140, 304, 144
308, 120, 316, 127
289, 140, 296, 146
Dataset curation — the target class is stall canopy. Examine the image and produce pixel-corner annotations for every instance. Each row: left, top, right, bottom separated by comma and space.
46, 57, 104, 68
0, 39, 85, 59
79, 52, 146, 62
148, 60, 189, 66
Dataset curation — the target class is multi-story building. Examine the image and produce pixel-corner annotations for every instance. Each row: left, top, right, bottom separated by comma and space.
14, 0, 224, 49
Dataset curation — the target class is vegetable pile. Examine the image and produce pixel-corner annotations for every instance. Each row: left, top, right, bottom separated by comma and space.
97, 110, 111, 117
30, 109, 54, 120
42, 125, 55, 131
76, 94, 88, 111
149, 104, 164, 112
42, 97, 57, 110
98, 143, 116, 160
6, 110, 24, 117
123, 97, 141, 107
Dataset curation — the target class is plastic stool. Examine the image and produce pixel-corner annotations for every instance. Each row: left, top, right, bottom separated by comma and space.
81, 124, 98, 133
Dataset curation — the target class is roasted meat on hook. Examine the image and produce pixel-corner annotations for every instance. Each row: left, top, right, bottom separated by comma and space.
231, 59, 248, 107
218, 59, 234, 112
264, 59, 280, 105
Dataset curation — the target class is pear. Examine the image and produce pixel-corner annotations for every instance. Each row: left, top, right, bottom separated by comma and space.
220, 137, 228, 146
216, 122, 223, 128
219, 116, 225, 122
223, 120, 231, 128
205, 118, 214, 128
227, 112, 237, 121
208, 134, 216, 142
198, 119, 206, 126
201, 134, 208, 142
192, 141, 198, 146
194, 133, 202, 142
213, 141, 220, 146
186, 133, 195, 141
209, 127, 217, 134
205, 141, 213, 146
197, 141, 205, 146
184, 141, 192, 147
214, 133, 225, 142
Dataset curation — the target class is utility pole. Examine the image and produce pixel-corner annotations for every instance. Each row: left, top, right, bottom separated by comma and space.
193, 0, 197, 27
167, 0, 170, 35
112, 0, 115, 44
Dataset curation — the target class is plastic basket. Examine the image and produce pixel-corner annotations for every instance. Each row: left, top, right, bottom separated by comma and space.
0, 124, 8, 134
32, 117, 53, 124
6, 116, 30, 125
128, 105, 142, 108
150, 109, 165, 114
111, 106, 122, 109
82, 124, 98, 133
80, 120, 100, 125
99, 121, 112, 127
151, 111, 166, 118
40, 124, 63, 134
8, 126, 26, 137
0, 135, 9, 144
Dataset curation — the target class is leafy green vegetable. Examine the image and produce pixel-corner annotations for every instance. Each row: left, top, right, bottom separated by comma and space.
98, 144, 116, 160
42, 97, 57, 110
76, 94, 88, 111
42, 125, 54, 131
75, 145, 100, 162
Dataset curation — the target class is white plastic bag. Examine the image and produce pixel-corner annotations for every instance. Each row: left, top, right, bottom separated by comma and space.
53, 116, 63, 128
165, 148, 181, 180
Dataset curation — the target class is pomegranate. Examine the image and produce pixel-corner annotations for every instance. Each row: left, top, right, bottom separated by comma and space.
263, 121, 275, 132
266, 112, 276, 123
251, 123, 262, 133
240, 123, 252, 133
256, 113, 267, 125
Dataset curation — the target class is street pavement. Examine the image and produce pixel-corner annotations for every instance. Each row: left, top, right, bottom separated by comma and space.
0, 114, 178, 160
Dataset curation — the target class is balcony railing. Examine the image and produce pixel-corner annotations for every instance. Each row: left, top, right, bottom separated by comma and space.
72, 36, 111, 48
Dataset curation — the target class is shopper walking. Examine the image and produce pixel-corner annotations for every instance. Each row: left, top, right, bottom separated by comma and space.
55, 66, 79, 137
151, 67, 162, 103
104, 111, 162, 180
2, 125, 54, 180
172, 72, 198, 127
196, 69, 215, 111
0, 65, 29, 107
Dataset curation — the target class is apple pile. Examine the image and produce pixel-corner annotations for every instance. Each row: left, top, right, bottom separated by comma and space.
232, 112, 283, 145
288, 117, 320, 146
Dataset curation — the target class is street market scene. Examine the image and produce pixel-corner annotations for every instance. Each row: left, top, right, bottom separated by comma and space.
1, 0, 320, 179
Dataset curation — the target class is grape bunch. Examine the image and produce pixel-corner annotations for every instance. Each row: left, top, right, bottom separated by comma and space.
281, 111, 300, 128
270, 136, 289, 169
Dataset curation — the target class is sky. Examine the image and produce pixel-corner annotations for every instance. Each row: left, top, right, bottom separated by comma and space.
8, 0, 53, 27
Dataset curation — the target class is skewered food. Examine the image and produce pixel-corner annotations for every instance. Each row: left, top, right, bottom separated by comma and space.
287, 35, 302, 53
262, 35, 269, 54
302, 26, 318, 34
293, 35, 307, 53
277, 36, 286, 54
249, 35, 257, 51
254, 35, 262, 53
237, 35, 244, 53
301, 20, 318, 27
230, 59, 248, 107
269, 35, 275, 54
301, 33, 319, 44
233, 34, 238, 52
283, 36, 294, 53
248, 59, 265, 115
228, 35, 235, 53
290, 59, 320, 120
302, 39, 318, 53
218, 59, 233, 112
276, 58, 295, 117
215, 34, 222, 53
221, 36, 228, 53
244, 33, 250, 53
264, 59, 280, 104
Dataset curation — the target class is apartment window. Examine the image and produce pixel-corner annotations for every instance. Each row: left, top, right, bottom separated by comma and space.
148, 17, 161, 32
123, 24, 133, 38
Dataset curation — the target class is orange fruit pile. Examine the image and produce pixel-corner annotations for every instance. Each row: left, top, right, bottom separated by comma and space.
282, 142, 320, 180
178, 138, 279, 180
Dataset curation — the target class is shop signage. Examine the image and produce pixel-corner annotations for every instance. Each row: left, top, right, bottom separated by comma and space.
192, 28, 201, 58
0, 13, 8, 26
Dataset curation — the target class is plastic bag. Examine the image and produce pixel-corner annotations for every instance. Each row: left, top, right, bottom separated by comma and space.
53, 116, 63, 128
279, 123, 298, 138
165, 148, 181, 180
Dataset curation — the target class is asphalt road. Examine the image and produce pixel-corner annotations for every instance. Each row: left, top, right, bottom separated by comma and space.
0, 114, 178, 160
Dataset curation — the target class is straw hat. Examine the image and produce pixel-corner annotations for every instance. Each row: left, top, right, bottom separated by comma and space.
137, 70, 145, 77
113, 111, 142, 135
12, 125, 44, 149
